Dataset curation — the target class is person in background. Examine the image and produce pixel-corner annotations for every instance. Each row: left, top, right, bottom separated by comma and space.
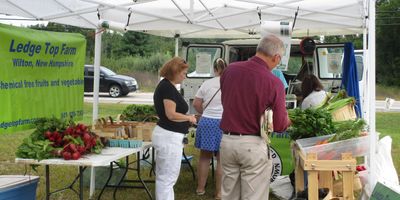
300, 74, 328, 109
192, 58, 227, 200
152, 57, 197, 200
272, 68, 288, 90
219, 35, 290, 200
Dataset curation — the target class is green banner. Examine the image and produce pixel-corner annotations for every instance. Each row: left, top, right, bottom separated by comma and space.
0, 24, 86, 133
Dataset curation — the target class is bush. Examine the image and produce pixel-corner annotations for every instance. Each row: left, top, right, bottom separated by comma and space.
122, 104, 158, 122
101, 52, 171, 73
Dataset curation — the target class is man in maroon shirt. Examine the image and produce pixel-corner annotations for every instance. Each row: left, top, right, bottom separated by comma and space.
219, 35, 290, 200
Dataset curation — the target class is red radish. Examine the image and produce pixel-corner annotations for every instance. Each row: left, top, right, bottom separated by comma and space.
77, 146, 85, 154
45, 131, 52, 138
69, 143, 77, 152
72, 152, 81, 160
83, 133, 91, 141
63, 151, 72, 160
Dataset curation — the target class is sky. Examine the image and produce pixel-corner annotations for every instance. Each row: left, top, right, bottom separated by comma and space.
0, 14, 48, 27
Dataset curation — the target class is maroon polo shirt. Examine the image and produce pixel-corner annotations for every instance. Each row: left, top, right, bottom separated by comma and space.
220, 56, 289, 134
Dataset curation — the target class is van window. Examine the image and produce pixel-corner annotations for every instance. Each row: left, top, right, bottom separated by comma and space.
186, 46, 223, 78
228, 46, 257, 63
316, 47, 344, 79
355, 55, 363, 81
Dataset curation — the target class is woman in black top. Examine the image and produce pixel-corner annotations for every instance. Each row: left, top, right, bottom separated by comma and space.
152, 57, 197, 200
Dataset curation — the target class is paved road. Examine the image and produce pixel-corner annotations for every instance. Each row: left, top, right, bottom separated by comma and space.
84, 92, 154, 105
84, 92, 400, 112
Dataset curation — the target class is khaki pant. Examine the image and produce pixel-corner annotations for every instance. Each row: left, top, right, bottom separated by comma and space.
220, 134, 273, 200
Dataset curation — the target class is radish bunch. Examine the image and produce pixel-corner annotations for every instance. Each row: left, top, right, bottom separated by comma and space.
44, 123, 103, 160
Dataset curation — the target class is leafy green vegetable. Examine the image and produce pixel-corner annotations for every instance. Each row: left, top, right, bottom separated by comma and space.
16, 137, 56, 161
288, 108, 336, 140
122, 104, 158, 122
16, 117, 70, 160
328, 119, 366, 142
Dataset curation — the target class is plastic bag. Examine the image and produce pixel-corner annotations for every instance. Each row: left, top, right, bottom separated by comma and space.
361, 136, 399, 199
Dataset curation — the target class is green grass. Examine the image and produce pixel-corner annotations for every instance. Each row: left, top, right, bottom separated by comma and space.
1, 103, 399, 200
376, 112, 400, 174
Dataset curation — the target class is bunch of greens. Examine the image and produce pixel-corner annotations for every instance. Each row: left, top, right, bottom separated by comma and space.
122, 104, 158, 122
16, 117, 68, 160
317, 89, 355, 114
328, 119, 366, 142
288, 108, 336, 140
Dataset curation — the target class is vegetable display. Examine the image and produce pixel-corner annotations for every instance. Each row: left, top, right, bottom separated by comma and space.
288, 89, 367, 143
16, 117, 103, 161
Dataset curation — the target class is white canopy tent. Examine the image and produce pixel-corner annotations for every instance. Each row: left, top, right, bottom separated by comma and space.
1, 0, 366, 38
1, 0, 379, 195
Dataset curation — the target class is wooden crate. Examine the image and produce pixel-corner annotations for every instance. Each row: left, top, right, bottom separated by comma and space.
293, 143, 357, 200
93, 117, 129, 138
93, 115, 156, 141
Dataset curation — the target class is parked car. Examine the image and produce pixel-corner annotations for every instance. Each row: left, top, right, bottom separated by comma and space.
84, 65, 138, 97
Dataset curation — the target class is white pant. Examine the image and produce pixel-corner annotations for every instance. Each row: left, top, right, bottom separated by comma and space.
152, 126, 184, 200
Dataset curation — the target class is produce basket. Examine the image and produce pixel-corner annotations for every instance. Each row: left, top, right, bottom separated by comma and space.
134, 122, 156, 141
107, 139, 143, 148
295, 135, 368, 160
331, 103, 357, 121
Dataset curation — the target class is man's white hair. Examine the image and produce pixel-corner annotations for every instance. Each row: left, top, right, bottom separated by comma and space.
256, 35, 284, 57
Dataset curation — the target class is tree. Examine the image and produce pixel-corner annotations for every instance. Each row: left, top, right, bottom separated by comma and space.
30, 23, 95, 62
376, 0, 400, 86
323, 35, 363, 50
116, 31, 150, 57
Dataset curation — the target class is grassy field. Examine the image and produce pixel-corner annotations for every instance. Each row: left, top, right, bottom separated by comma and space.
0, 103, 399, 200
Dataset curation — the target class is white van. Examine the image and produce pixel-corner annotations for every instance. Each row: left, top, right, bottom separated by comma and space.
181, 39, 364, 114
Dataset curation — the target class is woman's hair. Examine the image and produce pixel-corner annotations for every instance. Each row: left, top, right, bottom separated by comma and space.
159, 57, 189, 81
301, 74, 324, 98
213, 58, 227, 75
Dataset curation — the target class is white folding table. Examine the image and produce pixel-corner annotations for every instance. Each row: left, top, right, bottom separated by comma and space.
15, 142, 153, 200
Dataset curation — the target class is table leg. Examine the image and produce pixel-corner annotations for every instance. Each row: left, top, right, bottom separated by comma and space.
113, 156, 130, 199
89, 167, 96, 199
149, 147, 155, 177
182, 149, 195, 180
137, 151, 153, 199
46, 165, 50, 200
79, 166, 84, 200
98, 162, 114, 200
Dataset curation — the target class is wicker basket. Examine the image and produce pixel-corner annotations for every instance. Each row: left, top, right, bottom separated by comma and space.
331, 104, 357, 122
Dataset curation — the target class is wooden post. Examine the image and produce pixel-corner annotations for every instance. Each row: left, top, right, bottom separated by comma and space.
319, 171, 333, 192
341, 153, 354, 200
307, 153, 318, 200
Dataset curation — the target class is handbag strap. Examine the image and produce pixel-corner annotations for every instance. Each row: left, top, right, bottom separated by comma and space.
203, 88, 221, 111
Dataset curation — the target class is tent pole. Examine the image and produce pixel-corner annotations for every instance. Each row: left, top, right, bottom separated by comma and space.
92, 28, 102, 124
362, 26, 368, 120
175, 36, 179, 57
367, 0, 377, 193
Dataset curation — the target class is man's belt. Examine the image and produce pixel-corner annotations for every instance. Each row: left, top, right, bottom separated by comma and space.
223, 131, 259, 136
